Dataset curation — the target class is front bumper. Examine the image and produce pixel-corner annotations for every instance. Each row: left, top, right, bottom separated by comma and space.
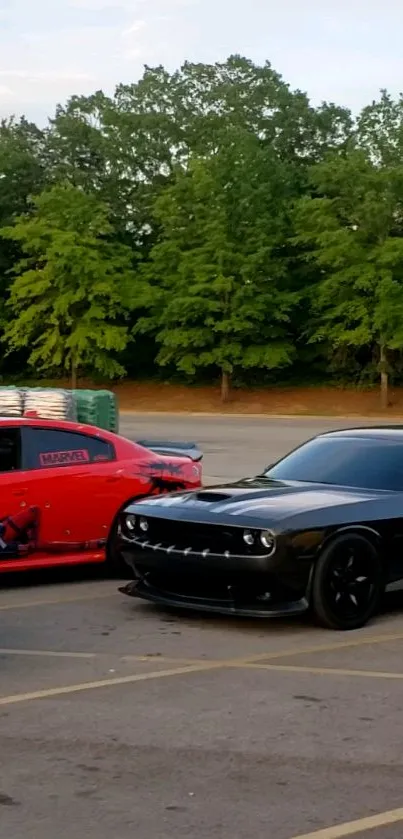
119, 535, 310, 618
119, 577, 309, 618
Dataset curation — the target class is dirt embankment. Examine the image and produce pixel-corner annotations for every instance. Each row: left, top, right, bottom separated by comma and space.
12, 379, 403, 416
65, 381, 403, 416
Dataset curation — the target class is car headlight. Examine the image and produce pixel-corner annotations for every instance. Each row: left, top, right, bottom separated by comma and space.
242, 529, 255, 546
125, 514, 136, 532
260, 529, 276, 554
139, 517, 149, 532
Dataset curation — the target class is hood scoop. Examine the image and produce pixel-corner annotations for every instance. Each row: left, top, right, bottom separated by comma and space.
194, 491, 231, 503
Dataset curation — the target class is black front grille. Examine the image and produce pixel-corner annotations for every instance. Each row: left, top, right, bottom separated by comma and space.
150, 571, 236, 600
137, 517, 251, 555
139, 569, 294, 606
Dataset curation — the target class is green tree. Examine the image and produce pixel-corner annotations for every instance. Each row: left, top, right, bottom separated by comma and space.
294, 148, 403, 407
136, 130, 299, 400
115, 55, 352, 166
41, 57, 353, 385
0, 117, 46, 222
0, 183, 135, 385
0, 117, 47, 361
46, 93, 133, 237
357, 90, 403, 166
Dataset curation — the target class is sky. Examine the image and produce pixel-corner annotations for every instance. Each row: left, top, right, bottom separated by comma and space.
1, 0, 403, 124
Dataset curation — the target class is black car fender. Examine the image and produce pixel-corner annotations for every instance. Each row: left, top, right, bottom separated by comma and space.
304, 524, 383, 602
106, 495, 144, 560
321, 524, 382, 551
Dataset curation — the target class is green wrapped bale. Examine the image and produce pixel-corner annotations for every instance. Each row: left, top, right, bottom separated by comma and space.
96, 390, 119, 433
72, 389, 118, 432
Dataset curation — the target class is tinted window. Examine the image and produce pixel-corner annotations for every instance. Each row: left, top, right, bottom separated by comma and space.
23, 428, 115, 470
265, 436, 403, 491
0, 429, 21, 472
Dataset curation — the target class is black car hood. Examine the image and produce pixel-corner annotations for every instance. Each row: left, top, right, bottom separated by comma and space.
127, 477, 386, 529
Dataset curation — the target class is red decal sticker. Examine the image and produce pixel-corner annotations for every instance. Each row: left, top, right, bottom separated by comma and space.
39, 449, 90, 467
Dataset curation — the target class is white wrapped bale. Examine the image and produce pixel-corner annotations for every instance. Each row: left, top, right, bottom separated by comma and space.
0, 387, 24, 417
23, 388, 77, 421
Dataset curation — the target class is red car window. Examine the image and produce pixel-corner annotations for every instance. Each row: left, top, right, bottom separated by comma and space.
0, 428, 21, 472
22, 427, 115, 470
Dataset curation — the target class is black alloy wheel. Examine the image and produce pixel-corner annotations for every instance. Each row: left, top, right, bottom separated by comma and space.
311, 533, 383, 630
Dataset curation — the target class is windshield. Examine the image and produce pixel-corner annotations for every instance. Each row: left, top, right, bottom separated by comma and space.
264, 436, 403, 491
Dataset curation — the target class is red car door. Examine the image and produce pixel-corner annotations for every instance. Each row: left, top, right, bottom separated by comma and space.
21, 425, 122, 557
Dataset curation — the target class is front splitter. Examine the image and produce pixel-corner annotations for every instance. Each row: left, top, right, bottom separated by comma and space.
119, 579, 309, 619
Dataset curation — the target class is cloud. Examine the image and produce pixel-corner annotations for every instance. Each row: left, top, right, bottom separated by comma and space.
121, 18, 147, 59
68, 0, 145, 8
2, 0, 403, 125
0, 70, 94, 82
0, 0, 201, 122
122, 20, 146, 37
124, 49, 144, 60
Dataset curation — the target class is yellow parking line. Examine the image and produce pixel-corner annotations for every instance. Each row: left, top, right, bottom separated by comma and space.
0, 591, 113, 611
290, 806, 403, 838
123, 654, 211, 665
0, 661, 224, 707
2, 652, 401, 680
241, 630, 403, 664
0, 648, 99, 659
2, 644, 403, 707
237, 662, 403, 680
0, 648, 211, 665
2, 627, 403, 668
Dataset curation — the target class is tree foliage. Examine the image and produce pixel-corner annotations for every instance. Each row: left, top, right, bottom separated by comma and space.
0, 118, 47, 345
136, 129, 299, 398
0, 56, 402, 403
294, 149, 403, 403
0, 184, 135, 383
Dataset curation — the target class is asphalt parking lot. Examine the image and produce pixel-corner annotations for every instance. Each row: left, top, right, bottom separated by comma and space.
2, 415, 403, 839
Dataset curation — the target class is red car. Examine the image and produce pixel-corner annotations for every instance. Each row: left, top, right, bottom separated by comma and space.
0, 417, 202, 574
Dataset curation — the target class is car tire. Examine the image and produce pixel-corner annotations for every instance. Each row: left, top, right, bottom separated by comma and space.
311, 533, 384, 631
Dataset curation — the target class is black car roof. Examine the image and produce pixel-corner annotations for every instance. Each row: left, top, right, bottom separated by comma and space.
319, 426, 403, 440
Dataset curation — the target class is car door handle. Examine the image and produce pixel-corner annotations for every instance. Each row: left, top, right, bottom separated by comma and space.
106, 475, 121, 483
12, 488, 28, 497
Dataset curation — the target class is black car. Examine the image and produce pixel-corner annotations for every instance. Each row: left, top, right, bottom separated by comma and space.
118, 427, 403, 631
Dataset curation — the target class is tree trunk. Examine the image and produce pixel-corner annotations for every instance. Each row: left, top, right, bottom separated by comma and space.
221, 370, 230, 403
380, 344, 388, 410
71, 357, 77, 391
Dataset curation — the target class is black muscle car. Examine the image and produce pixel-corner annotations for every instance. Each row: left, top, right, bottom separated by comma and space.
118, 427, 403, 631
